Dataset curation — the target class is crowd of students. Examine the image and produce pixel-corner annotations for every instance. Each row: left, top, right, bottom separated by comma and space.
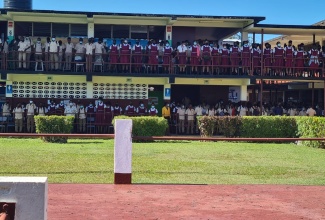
1, 36, 324, 76
1, 97, 322, 134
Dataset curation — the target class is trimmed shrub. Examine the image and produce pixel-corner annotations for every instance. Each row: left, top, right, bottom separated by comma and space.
35, 116, 74, 143
296, 116, 325, 148
240, 116, 297, 138
197, 116, 242, 137
217, 116, 242, 137
197, 116, 217, 137
113, 116, 168, 136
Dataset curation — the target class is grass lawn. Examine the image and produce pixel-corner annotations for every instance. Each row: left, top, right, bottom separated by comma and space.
0, 138, 324, 185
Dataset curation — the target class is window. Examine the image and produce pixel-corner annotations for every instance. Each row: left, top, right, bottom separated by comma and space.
71, 24, 87, 37
131, 25, 147, 39
33, 22, 51, 37
14, 22, 32, 37
149, 26, 165, 40
52, 23, 69, 37
113, 25, 129, 39
94, 24, 112, 39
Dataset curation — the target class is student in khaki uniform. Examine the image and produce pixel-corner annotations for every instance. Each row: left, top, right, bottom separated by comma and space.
13, 103, 24, 133
185, 104, 195, 134
78, 104, 87, 133
64, 37, 74, 71
177, 105, 186, 134
25, 99, 37, 132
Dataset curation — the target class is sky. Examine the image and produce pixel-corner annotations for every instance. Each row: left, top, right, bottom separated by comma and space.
1, 0, 324, 41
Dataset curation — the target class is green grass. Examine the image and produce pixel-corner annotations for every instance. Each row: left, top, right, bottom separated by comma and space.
0, 138, 325, 185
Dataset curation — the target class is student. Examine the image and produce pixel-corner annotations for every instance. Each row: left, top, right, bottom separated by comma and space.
177, 41, 187, 74
64, 37, 74, 71
273, 41, 284, 76
13, 103, 24, 133
284, 40, 294, 76
263, 43, 272, 75
230, 41, 240, 74
201, 40, 212, 74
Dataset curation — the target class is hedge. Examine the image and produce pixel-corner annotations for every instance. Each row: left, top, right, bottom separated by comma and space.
296, 116, 325, 148
113, 116, 168, 136
198, 116, 325, 148
241, 116, 297, 138
34, 116, 74, 143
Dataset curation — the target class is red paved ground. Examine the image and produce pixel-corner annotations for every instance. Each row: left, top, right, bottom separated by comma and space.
48, 184, 325, 220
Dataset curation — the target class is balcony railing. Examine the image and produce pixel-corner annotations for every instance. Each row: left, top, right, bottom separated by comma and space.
0, 51, 324, 78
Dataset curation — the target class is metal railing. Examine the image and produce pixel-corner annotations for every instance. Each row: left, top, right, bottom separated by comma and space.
1, 51, 324, 77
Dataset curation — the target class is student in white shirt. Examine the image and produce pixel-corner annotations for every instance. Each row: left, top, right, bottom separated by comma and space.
84, 38, 95, 72
13, 103, 24, 132
25, 99, 37, 133
18, 36, 28, 69
49, 35, 59, 70
64, 37, 74, 71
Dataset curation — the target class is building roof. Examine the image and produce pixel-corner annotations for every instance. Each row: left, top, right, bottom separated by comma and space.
245, 24, 325, 35
0, 8, 265, 28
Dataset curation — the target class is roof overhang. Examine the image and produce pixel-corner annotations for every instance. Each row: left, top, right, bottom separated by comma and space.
0, 9, 265, 28
245, 24, 325, 35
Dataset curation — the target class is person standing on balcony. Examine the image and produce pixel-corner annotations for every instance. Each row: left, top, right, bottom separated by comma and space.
25, 36, 33, 70
84, 38, 95, 72
163, 41, 172, 73
109, 39, 119, 73
272, 41, 284, 77
308, 43, 320, 77
294, 43, 307, 77
263, 43, 272, 76
148, 39, 159, 73
75, 37, 85, 62
48, 35, 59, 71
17, 36, 28, 70
211, 42, 220, 75
64, 37, 74, 71
177, 41, 187, 74
241, 40, 251, 75
284, 40, 294, 76
93, 38, 105, 72
132, 40, 143, 73
251, 43, 261, 75
58, 40, 65, 70
230, 41, 240, 74
201, 40, 212, 74
120, 39, 131, 73
220, 43, 230, 75
190, 41, 200, 74
44, 37, 51, 71
34, 37, 44, 71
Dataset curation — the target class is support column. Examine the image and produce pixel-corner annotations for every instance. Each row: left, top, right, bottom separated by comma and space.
7, 21, 14, 42
114, 119, 132, 184
241, 31, 248, 43
240, 85, 248, 101
88, 22, 94, 38
253, 32, 256, 44
313, 34, 316, 44
260, 29, 264, 76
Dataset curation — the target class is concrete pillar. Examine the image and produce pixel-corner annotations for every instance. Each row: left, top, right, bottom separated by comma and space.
166, 25, 172, 42
88, 23, 94, 38
7, 21, 14, 42
114, 119, 133, 184
240, 85, 248, 101
241, 31, 248, 42
0, 177, 48, 220
164, 84, 171, 100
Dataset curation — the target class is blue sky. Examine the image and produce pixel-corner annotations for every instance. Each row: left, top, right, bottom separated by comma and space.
1, 0, 324, 41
